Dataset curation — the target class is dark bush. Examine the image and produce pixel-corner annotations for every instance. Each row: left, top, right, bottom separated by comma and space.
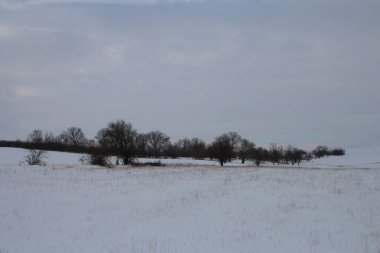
312, 145, 329, 158
79, 147, 111, 167
330, 148, 345, 156
131, 160, 165, 167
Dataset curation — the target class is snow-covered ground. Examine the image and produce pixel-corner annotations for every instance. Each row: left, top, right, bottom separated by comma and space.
0, 147, 380, 253
0, 147, 83, 166
2, 146, 380, 168
307, 145, 380, 169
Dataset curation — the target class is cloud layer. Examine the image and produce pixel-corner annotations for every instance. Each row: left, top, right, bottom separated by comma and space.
1, 0, 379, 147
0, 0, 206, 10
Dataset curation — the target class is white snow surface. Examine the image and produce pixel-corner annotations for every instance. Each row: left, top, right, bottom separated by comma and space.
307, 145, 380, 169
0, 147, 83, 166
1, 147, 380, 253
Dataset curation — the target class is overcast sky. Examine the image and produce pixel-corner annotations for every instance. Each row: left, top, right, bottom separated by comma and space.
1, 0, 379, 148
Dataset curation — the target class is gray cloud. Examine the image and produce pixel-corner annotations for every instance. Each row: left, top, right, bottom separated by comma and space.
0, 0, 205, 10
0, 1, 379, 147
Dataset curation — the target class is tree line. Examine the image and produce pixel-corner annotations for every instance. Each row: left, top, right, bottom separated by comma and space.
0, 120, 345, 166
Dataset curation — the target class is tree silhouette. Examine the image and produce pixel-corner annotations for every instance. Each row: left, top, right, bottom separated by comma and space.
96, 120, 137, 165
238, 139, 255, 164
146, 130, 170, 158
60, 127, 87, 147
210, 134, 234, 166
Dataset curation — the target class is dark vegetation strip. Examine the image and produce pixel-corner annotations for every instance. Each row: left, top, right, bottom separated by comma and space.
0, 120, 345, 167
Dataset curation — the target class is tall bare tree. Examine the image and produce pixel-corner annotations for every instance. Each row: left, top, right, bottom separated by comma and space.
252, 147, 268, 166
174, 138, 192, 157
285, 145, 306, 166
269, 143, 283, 165
135, 133, 148, 157
27, 129, 43, 144
60, 127, 87, 147
96, 120, 137, 164
238, 139, 255, 164
227, 132, 241, 161
44, 132, 56, 144
189, 138, 207, 160
146, 130, 170, 158
210, 134, 234, 166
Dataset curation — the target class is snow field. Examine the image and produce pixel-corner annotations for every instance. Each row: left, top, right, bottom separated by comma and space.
1, 163, 379, 253
2, 145, 380, 169
0, 148, 83, 166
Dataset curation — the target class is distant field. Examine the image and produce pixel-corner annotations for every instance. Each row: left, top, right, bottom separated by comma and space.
0, 147, 380, 253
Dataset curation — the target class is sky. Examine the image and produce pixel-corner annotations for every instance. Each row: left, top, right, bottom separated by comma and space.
0, 0, 379, 148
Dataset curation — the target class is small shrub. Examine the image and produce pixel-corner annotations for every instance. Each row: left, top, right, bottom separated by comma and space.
80, 152, 110, 167
24, 149, 47, 165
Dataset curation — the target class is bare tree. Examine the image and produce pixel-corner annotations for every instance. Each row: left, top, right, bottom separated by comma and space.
238, 139, 255, 164
135, 133, 148, 157
60, 127, 87, 147
269, 143, 284, 165
146, 130, 170, 158
96, 120, 137, 165
174, 138, 192, 157
210, 134, 234, 166
285, 145, 306, 166
24, 149, 47, 165
252, 147, 269, 166
227, 131, 241, 160
189, 138, 207, 160
44, 132, 56, 144
27, 129, 43, 144
165, 142, 180, 158
173, 137, 207, 159
312, 145, 329, 158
